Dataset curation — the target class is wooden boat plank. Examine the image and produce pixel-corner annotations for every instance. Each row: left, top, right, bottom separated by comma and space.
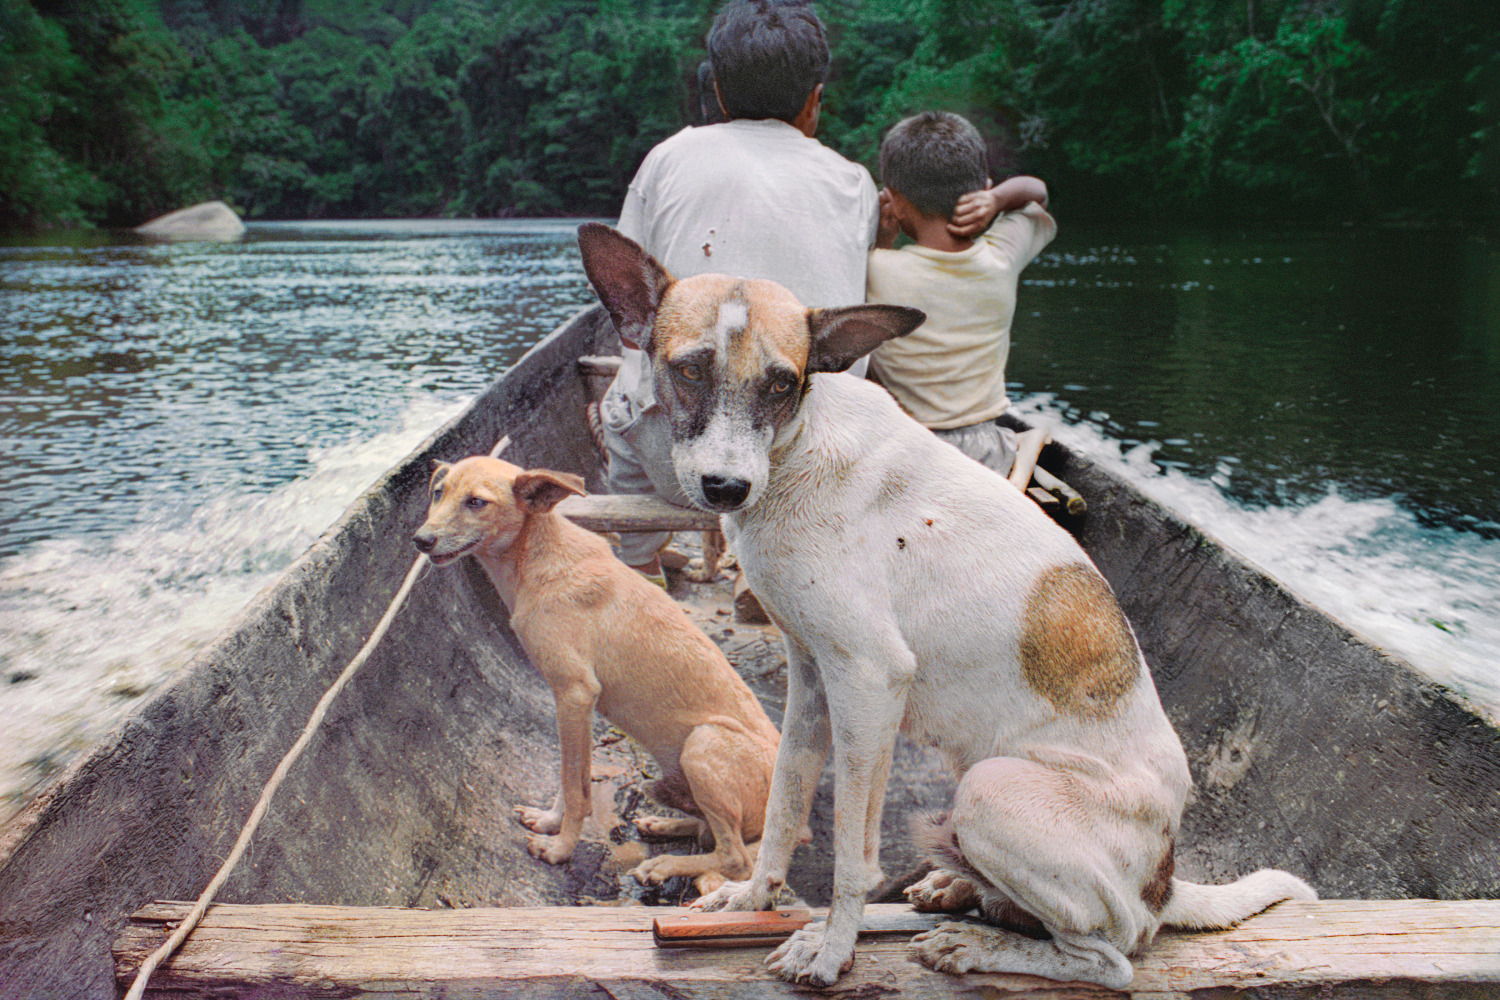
115, 899, 1500, 997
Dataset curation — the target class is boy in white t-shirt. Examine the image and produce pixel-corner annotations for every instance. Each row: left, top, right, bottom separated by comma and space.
599, 0, 880, 583
866, 111, 1056, 476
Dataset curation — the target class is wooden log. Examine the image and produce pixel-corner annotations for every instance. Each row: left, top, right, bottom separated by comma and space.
1034, 464, 1088, 516
556, 493, 720, 533
115, 899, 1500, 999
1028, 485, 1061, 509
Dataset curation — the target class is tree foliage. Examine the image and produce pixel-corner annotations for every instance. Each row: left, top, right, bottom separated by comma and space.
1, 0, 1495, 228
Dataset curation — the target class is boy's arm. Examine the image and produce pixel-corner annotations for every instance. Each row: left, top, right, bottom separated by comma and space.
948, 176, 1049, 240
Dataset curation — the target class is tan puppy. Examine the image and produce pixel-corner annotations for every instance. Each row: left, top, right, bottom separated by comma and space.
576, 223, 1314, 989
413, 455, 780, 890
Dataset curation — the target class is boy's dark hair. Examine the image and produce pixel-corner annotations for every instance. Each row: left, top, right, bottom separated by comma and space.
880, 112, 989, 219
708, 0, 829, 124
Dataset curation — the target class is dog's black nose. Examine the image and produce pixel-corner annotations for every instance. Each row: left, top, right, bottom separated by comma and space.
701, 475, 751, 509
413, 533, 435, 554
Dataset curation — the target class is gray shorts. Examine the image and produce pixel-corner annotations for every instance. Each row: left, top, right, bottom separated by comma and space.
931, 421, 1019, 477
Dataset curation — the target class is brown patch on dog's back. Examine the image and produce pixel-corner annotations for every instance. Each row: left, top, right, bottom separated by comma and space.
1019, 563, 1140, 717
1142, 837, 1175, 912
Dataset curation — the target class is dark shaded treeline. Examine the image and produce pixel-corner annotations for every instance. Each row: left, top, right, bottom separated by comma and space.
2, 0, 1496, 229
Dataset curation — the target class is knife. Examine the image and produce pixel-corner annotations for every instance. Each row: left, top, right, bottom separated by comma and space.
652, 908, 948, 949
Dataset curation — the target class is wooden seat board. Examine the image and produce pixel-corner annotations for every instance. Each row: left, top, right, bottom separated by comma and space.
115, 898, 1500, 998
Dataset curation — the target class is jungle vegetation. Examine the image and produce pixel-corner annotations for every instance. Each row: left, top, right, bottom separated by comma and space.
2, 0, 1496, 228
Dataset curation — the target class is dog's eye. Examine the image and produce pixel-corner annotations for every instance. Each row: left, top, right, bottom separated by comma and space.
675, 363, 703, 382
768, 376, 796, 396
464, 496, 488, 509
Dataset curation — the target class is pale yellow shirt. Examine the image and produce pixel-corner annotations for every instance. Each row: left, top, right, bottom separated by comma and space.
866, 203, 1056, 429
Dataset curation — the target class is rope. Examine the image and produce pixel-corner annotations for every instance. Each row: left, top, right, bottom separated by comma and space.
125, 434, 510, 998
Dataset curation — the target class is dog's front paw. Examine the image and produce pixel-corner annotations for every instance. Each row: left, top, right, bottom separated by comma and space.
514, 804, 562, 835
910, 922, 988, 975
906, 870, 981, 913
525, 833, 576, 865
766, 923, 855, 987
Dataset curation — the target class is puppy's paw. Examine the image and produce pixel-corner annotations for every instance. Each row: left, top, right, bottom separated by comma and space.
634, 815, 702, 841
525, 833, 575, 865
690, 878, 762, 912
680, 558, 720, 583
766, 924, 855, 987
906, 870, 981, 913
694, 870, 728, 896
631, 854, 700, 886
514, 804, 562, 835
910, 922, 988, 975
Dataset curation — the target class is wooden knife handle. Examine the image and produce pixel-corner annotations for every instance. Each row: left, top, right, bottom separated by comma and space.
652, 909, 812, 948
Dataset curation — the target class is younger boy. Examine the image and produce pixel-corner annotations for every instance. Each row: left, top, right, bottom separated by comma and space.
866, 111, 1055, 476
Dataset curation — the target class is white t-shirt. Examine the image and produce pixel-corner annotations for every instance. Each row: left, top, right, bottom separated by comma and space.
616, 119, 879, 309
866, 203, 1057, 429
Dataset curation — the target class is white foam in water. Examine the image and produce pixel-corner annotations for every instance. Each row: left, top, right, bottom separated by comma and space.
1015, 395, 1500, 720
0, 392, 470, 812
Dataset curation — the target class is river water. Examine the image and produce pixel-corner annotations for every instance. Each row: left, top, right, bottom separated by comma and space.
1, 218, 1497, 813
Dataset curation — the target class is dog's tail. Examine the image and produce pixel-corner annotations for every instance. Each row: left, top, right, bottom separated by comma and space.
1158, 869, 1317, 930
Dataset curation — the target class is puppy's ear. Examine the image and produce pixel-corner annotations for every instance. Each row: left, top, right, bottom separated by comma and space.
577, 223, 674, 351
429, 461, 451, 490
806, 304, 925, 373
513, 469, 587, 514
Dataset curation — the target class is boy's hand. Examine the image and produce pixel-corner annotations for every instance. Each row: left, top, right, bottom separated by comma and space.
948, 184, 999, 240
948, 176, 1049, 240
876, 189, 901, 249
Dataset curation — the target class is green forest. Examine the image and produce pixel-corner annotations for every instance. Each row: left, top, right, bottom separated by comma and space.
2, 0, 1496, 229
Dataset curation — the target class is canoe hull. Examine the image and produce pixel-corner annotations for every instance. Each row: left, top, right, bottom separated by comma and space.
2, 305, 1496, 996
1044, 438, 1500, 900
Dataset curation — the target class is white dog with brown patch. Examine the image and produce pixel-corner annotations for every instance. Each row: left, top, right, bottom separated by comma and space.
576, 223, 1315, 989
413, 455, 780, 892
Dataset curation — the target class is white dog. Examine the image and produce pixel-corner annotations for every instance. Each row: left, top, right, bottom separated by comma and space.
576, 223, 1315, 989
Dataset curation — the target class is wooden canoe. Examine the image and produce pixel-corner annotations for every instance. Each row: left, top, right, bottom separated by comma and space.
1, 305, 1497, 997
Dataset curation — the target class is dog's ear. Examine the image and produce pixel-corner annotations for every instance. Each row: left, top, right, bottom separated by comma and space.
513, 469, 587, 514
576, 223, 674, 351
429, 461, 451, 491
806, 304, 926, 373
